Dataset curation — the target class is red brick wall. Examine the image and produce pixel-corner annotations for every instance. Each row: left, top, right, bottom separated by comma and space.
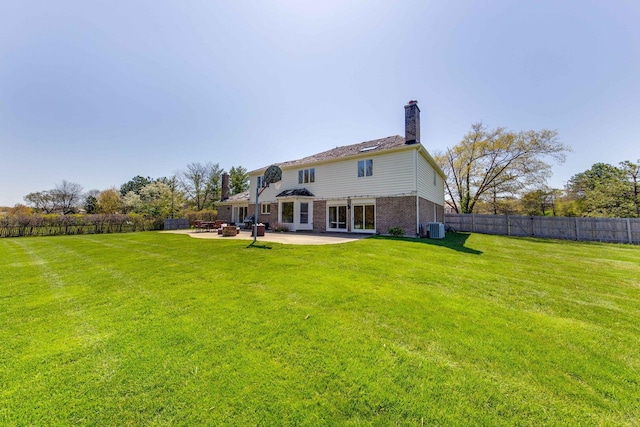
418, 197, 432, 227
313, 200, 326, 232
216, 205, 233, 223
376, 196, 417, 236
418, 197, 444, 236
249, 203, 278, 229
436, 203, 444, 223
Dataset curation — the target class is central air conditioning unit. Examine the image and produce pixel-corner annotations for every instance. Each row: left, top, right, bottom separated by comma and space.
428, 222, 445, 239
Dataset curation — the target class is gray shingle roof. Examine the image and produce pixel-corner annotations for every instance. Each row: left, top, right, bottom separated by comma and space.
274, 135, 406, 169
276, 188, 315, 197
220, 191, 249, 203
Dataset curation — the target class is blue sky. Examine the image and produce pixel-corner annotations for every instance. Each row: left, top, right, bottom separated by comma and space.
1, 0, 639, 206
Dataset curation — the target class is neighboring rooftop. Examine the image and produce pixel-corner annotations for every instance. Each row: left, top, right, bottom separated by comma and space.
220, 191, 249, 203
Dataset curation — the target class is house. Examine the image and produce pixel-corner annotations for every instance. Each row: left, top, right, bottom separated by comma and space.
216, 101, 445, 236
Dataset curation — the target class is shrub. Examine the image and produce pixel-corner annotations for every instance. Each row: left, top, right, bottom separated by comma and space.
272, 222, 289, 232
0, 213, 161, 238
388, 227, 405, 237
185, 209, 218, 225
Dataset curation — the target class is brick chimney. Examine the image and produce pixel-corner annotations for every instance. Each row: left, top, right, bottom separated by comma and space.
404, 100, 420, 144
221, 172, 230, 201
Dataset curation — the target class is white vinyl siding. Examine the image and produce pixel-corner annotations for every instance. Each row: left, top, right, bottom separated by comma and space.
320, 150, 414, 198
417, 153, 445, 205
250, 147, 444, 204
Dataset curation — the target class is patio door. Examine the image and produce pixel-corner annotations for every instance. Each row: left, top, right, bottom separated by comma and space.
353, 203, 375, 233
328, 205, 347, 231
233, 206, 247, 224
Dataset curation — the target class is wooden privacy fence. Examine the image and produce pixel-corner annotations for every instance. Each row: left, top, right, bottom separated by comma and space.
163, 218, 190, 230
445, 214, 640, 245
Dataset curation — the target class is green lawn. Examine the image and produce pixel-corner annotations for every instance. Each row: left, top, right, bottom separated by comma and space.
1, 232, 639, 426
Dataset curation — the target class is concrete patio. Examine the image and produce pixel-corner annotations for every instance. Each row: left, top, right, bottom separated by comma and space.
162, 228, 369, 245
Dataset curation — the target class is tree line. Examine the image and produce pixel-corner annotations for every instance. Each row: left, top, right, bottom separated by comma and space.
15, 163, 250, 219
6, 127, 638, 220
435, 123, 638, 218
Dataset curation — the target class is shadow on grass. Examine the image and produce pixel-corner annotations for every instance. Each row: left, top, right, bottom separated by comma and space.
246, 243, 273, 250
372, 232, 482, 255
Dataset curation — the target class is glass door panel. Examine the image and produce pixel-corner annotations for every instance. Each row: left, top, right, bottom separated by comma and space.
329, 206, 347, 230
364, 205, 375, 230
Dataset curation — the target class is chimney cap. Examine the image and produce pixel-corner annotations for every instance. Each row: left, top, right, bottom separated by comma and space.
406, 100, 418, 105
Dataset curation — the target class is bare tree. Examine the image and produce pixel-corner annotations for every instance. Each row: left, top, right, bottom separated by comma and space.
24, 191, 55, 213
180, 162, 223, 210
435, 123, 570, 214
52, 180, 84, 214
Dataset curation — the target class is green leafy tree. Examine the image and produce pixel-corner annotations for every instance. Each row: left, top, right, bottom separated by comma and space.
435, 123, 569, 214
157, 175, 185, 218
122, 191, 143, 214
97, 188, 123, 214
139, 181, 174, 218
567, 163, 636, 217
620, 160, 640, 217
84, 195, 98, 214
521, 187, 560, 216
120, 176, 152, 196
205, 164, 224, 204
229, 166, 249, 194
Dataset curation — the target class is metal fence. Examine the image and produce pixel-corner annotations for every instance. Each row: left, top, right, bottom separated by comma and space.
445, 214, 640, 244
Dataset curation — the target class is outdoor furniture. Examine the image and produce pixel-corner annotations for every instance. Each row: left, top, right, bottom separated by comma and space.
202, 221, 216, 232
222, 225, 239, 237
194, 220, 224, 232
251, 223, 265, 237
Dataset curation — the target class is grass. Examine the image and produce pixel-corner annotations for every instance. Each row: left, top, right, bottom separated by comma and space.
1, 232, 639, 426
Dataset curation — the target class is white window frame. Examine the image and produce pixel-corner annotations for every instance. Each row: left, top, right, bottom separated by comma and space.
299, 202, 309, 224
281, 201, 294, 224
351, 198, 376, 233
261, 203, 271, 215
327, 202, 348, 231
358, 159, 373, 177
298, 168, 315, 184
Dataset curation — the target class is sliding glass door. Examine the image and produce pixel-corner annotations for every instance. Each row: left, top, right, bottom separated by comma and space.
328, 205, 347, 230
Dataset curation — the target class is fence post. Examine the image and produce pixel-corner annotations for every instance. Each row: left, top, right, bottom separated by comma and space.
627, 218, 632, 244
575, 217, 580, 241
471, 214, 475, 233
529, 216, 533, 237
506, 215, 510, 236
